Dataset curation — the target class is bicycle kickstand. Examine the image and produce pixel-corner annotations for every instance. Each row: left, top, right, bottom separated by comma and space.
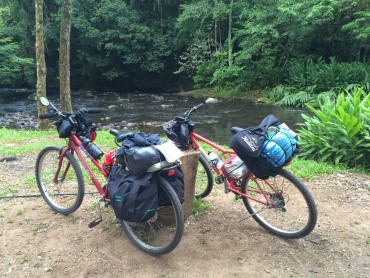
88, 198, 103, 228
238, 206, 269, 222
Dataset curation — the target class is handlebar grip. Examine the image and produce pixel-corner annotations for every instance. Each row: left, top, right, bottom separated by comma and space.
194, 103, 204, 110
110, 128, 119, 136
86, 108, 102, 114
39, 111, 58, 119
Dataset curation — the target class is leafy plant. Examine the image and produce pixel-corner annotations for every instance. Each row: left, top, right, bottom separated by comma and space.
192, 197, 211, 217
297, 88, 370, 169
273, 85, 316, 107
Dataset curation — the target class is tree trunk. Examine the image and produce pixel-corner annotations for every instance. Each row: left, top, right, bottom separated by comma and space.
35, 0, 49, 130
179, 150, 200, 219
214, 0, 218, 51
59, 0, 73, 113
228, 0, 233, 67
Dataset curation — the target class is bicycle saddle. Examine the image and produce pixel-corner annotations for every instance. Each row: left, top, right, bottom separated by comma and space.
110, 128, 135, 142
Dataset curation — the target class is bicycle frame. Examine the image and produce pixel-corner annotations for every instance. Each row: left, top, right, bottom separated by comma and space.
56, 132, 108, 198
189, 131, 276, 207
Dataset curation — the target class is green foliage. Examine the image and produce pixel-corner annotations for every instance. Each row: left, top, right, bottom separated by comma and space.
285, 57, 369, 92
342, 9, 370, 62
297, 88, 370, 170
0, 0, 369, 92
272, 57, 369, 107
0, 37, 34, 86
193, 60, 219, 88
192, 197, 211, 217
70, 0, 179, 90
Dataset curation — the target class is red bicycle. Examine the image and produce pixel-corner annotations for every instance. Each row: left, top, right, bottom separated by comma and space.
35, 97, 184, 256
164, 103, 317, 239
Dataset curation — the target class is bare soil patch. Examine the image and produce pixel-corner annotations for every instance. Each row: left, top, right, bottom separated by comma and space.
1, 153, 369, 277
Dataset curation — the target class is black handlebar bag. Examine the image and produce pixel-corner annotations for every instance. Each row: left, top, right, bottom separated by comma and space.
56, 119, 72, 138
230, 114, 281, 180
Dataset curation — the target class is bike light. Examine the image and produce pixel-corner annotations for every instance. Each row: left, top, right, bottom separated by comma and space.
167, 169, 175, 176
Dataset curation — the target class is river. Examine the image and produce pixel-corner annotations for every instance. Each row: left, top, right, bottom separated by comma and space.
0, 90, 307, 145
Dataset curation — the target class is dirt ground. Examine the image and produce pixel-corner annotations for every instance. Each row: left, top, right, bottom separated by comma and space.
0, 153, 369, 278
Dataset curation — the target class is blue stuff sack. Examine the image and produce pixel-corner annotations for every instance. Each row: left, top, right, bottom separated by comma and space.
261, 125, 297, 167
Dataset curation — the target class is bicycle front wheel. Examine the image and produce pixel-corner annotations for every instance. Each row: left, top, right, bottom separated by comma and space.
120, 174, 184, 256
35, 146, 85, 215
240, 168, 317, 239
194, 154, 214, 199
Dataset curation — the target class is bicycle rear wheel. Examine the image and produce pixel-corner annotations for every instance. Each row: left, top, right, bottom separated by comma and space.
240, 168, 317, 239
120, 174, 184, 256
194, 154, 214, 199
35, 146, 85, 215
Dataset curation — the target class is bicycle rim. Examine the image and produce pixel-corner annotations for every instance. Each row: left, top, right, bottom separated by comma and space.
194, 155, 213, 199
120, 175, 184, 256
35, 146, 85, 215
241, 169, 317, 239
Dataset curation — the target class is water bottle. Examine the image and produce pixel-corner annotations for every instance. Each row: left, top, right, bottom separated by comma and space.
208, 151, 223, 170
102, 151, 115, 174
80, 137, 104, 160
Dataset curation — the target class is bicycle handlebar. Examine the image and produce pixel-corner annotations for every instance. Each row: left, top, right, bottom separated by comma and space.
39, 111, 59, 119
39, 107, 101, 120
183, 103, 205, 118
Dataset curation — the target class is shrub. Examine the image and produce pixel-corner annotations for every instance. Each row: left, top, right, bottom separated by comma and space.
286, 57, 369, 92
297, 88, 370, 170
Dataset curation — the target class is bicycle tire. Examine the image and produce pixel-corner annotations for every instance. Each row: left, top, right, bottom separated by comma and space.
240, 168, 317, 239
120, 174, 184, 256
194, 154, 214, 199
35, 146, 85, 215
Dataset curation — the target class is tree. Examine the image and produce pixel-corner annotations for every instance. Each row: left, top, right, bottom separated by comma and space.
0, 6, 33, 86
342, 8, 370, 62
227, 0, 233, 67
35, 0, 49, 129
59, 0, 73, 112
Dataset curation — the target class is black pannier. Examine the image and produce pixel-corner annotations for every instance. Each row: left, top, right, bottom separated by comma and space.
107, 166, 158, 222
158, 167, 184, 206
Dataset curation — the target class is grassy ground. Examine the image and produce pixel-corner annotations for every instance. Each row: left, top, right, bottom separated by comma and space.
0, 128, 353, 181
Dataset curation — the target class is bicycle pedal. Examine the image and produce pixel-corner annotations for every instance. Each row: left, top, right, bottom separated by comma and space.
88, 218, 102, 228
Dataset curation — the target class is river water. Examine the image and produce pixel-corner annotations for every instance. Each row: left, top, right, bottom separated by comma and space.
0, 91, 307, 145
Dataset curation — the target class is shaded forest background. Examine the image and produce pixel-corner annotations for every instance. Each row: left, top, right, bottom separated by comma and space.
0, 0, 369, 94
